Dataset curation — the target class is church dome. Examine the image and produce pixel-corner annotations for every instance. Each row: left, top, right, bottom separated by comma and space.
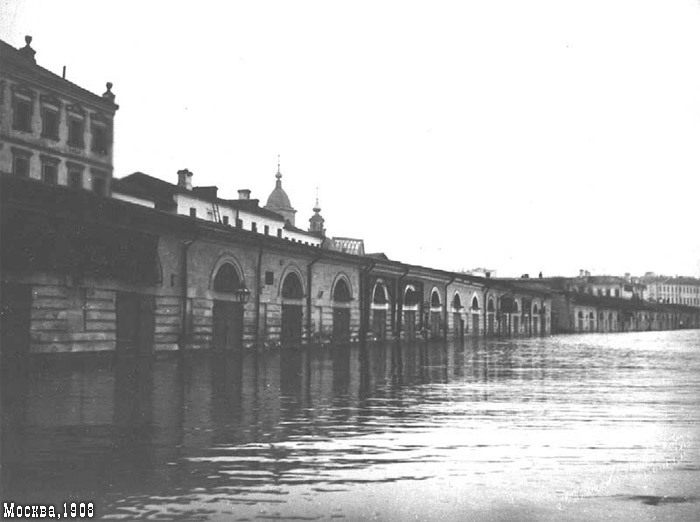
264, 160, 296, 225
266, 181, 293, 210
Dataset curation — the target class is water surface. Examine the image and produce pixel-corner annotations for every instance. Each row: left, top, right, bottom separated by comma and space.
2, 331, 700, 521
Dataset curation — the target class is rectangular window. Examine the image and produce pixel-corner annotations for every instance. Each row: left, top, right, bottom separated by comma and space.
13, 98, 32, 131
92, 176, 106, 196
12, 150, 30, 178
265, 271, 274, 285
277, 229, 282, 238
614, 289, 620, 297
206, 210, 213, 220
605, 289, 610, 297
223, 215, 229, 225
264, 225, 270, 235
68, 117, 84, 147
68, 165, 84, 189
251, 222, 257, 232
42, 160, 58, 185
41, 107, 59, 139
91, 124, 109, 154
189, 207, 197, 218
235, 218, 242, 228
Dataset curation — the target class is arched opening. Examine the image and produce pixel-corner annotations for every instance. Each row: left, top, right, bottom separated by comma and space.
282, 272, 304, 299
281, 271, 304, 345
373, 284, 387, 305
212, 262, 244, 351
213, 263, 241, 292
402, 285, 419, 339
487, 297, 495, 335
578, 310, 584, 332
371, 282, 389, 340
452, 293, 464, 339
513, 299, 520, 336
332, 277, 352, 342
332, 279, 352, 302
429, 289, 442, 338
470, 295, 480, 336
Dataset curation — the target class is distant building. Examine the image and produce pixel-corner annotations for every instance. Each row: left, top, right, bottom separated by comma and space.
0, 36, 118, 195
460, 267, 497, 278
640, 274, 700, 308
568, 271, 645, 300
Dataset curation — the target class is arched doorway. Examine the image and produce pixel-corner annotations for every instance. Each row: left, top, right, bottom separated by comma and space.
403, 285, 419, 339
470, 295, 480, 335
487, 297, 495, 335
430, 289, 442, 338
212, 262, 245, 351
371, 282, 389, 340
332, 277, 352, 342
452, 293, 464, 339
281, 271, 304, 345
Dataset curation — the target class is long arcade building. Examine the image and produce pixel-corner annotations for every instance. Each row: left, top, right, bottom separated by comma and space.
1, 35, 697, 355
1, 176, 555, 355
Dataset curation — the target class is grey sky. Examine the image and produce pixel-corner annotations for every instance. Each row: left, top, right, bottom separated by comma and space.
2, 0, 699, 277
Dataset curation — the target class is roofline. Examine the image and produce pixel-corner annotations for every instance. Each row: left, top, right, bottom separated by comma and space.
0, 38, 119, 113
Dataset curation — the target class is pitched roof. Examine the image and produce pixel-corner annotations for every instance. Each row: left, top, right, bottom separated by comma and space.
114, 172, 289, 221
0, 38, 118, 111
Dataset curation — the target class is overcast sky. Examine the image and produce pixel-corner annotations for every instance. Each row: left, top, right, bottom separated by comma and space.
2, 0, 699, 278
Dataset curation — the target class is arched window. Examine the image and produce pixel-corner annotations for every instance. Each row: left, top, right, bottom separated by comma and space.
589, 312, 594, 320
404, 285, 419, 306
533, 304, 539, 314
452, 293, 462, 310
373, 284, 387, 305
513, 300, 519, 313
471, 296, 480, 310
487, 298, 495, 312
578, 311, 584, 319
213, 263, 241, 293
282, 272, 303, 299
431, 289, 441, 308
333, 279, 352, 302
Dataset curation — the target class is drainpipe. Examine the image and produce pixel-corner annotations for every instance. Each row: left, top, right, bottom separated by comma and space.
179, 230, 199, 351
396, 267, 410, 338
306, 253, 323, 342
444, 275, 455, 339
253, 245, 263, 350
359, 260, 377, 341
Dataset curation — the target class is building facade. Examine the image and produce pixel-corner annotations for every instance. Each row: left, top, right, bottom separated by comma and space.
0, 36, 118, 195
641, 274, 700, 308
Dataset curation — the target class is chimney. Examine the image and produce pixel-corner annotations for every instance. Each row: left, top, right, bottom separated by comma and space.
177, 169, 193, 190
238, 189, 251, 200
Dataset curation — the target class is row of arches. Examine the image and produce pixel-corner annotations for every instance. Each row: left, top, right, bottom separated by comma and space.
214, 262, 353, 302
370, 283, 545, 316
211, 262, 355, 350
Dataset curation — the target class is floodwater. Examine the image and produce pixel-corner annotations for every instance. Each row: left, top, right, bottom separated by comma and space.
2, 331, 700, 521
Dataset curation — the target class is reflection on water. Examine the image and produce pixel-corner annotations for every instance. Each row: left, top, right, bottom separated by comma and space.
2, 331, 700, 521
